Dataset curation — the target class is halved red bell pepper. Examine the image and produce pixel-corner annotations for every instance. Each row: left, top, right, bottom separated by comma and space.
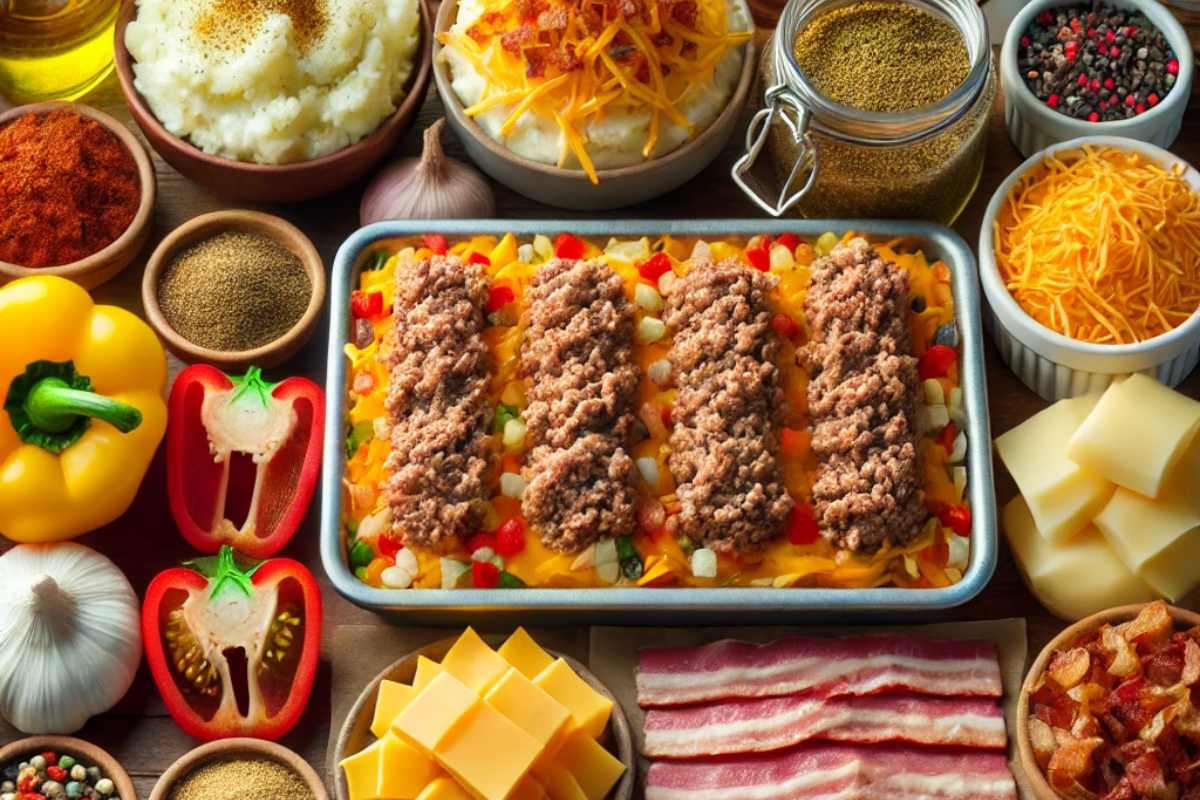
142, 545, 322, 742
167, 365, 324, 559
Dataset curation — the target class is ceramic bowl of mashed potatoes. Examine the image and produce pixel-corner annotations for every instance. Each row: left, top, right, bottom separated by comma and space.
114, 0, 432, 203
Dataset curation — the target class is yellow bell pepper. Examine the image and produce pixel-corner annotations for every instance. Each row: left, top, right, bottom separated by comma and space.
0, 276, 167, 542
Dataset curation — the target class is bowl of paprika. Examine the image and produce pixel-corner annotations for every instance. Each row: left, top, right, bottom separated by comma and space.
0, 101, 156, 289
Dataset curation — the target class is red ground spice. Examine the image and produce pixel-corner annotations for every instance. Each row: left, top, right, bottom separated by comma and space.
0, 110, 140, 268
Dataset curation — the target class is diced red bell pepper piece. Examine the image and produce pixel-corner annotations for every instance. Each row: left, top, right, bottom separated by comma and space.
780, 427, 807, 458
746, 247, 770, 271
423, 234, 448, 255
772, 313, 800, 339
351, 290, 384, 320
786, 503, 820, 545
167, 365, 325, 559
495, 516, 526, 557
775, 233, 800, 251
472, 560, 501, 588
467, 251, 491, 266
377, 533, 402, 559
554, 232, 586, 259
637, 252, 673, 282
467, 532, 497, 553
936, 421, 958, 453
938, 503, 972, 536
918, 344, 957, 380
487, 284, 515, 311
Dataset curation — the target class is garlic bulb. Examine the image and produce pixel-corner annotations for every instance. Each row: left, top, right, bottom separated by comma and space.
0, 543, 142, 733
360, 118, 495, 224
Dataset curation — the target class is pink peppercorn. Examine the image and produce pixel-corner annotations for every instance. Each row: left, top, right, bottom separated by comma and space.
1148, 93, 1159, 106
1167, 59, 1180, 75
1135, 103, 1146, 113
1105, 29, 1115, 43
1047, 94, 1060, 108
1087, 111, 1100, 122
1125, 94, 1136, 107
1020, 34, 1031, 48
1090, 78, 1101, 91
1104, 78, 1115, 90
1110, 46, 1120, 57
1078, 73, 1088, 86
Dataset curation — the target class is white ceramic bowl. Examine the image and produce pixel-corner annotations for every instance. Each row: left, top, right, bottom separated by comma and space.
1000, 0, 1194, 157
979, 135, 1200, 401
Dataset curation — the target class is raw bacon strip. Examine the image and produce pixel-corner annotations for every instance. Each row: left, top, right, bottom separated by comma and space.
644, 743, 1018, 800
643, 694, 1006, 757
637, 635, 1002, 707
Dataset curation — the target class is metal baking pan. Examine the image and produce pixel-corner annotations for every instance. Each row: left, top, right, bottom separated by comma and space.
321, 219, 996, 623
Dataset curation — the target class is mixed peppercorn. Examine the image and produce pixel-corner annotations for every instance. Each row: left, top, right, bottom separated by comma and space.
1, 751, 118, 800
1017, 3, 1178, 122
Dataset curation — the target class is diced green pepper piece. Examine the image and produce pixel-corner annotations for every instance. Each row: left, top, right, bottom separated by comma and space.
346, 419, 374, 458
354, 566, 369, 580
364, 250, 390, 271
492, 403, 518, 434
349, 539, 375, 569
617, 536, 643, 580
498, 571, 526, 588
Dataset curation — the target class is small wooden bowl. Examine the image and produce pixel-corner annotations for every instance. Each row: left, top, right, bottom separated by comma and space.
141, 210, 327, 370
0, 735, 139, 800
0, 101, 156, 289
113, 0, 433, 204
1017, 602, 1200, 800
149, 738, 328, 800
332, 636, 635, 800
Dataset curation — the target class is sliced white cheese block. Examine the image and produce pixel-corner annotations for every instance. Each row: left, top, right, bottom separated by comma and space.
1093, 486, 1200, 602
1003, 495, 1156, 621
1067, 374, 1200, 499
994, 394, 1113, 543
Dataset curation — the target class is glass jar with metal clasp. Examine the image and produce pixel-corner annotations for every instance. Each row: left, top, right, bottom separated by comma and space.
732, 0, 996, 223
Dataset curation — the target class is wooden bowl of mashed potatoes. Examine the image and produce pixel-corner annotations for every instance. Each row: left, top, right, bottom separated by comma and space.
113, 0, 433, 203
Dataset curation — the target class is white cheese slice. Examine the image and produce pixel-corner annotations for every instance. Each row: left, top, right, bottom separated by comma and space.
1093, 486, 1200, 602
1067, 374, 1200, 500
1002, 495, 1156, 621
994, 394, 1113, 543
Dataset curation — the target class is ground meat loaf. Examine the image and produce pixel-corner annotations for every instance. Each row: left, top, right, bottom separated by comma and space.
665, 259, 793, 554
521, 258, 639, 552
384, 254, 491, 551
801, 238, 925, 552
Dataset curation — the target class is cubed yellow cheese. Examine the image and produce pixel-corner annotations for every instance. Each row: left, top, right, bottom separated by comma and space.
434, 703, 544, 800
378, 733, 443, 799
555, 733, 625, 800
1094, 486, 1200, 601
373, 681, 418, 739
394, 672, 480, 752
535, 763, 588, 800
510, 775, 547, 800
533, 659, 612, 739
340, 741, 383, 800
993, 394, 1113, 542
413, 656, 446, 691
441, 627, 511, 693
485, 668, 572, 755
416, 778, 473, 800
498, 627, 554, 679
1067, 374, 1200, 499
1003, 495, 1155, 620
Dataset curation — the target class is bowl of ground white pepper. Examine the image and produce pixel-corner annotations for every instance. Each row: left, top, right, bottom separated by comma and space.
149, 738, 326, 800
141, 210, 327, 370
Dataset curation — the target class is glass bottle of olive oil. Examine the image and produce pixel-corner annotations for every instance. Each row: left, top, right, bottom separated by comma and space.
0, 0, 118, 103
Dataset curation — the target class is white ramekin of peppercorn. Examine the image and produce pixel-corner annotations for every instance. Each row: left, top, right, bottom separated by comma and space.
0, 737, 138, 800
1000, 0, 1193, 157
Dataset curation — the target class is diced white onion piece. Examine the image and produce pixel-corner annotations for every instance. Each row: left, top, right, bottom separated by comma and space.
517, 243, 534, 263
639, 403, 668, 441
947, 532, 970, 569
945, 567, 963, 583
769, 244, 795, 271
952, 466, 967, 501
657, 271, 678, 296
948, 431, 967, 464
372, 416, 391, 439
690, 240, 711, 261
750, 577, 774, 587
903, 555, 920, 578
396, 247, 416, 263
357, 507, 392, 545
691, 548, 718, 579
605, 237, 651, 263
637, 316, 666, 344
635, 283, 664, 312
502, 417, 527, 449
395, 548, 418, 575
500, 471, 525, 499
440, 558, 470, 589
636, 457, 660, 487
922, 378, 945, 407
647, 359, 672, 387
815, 232, 839, 256
490, 554, 504, 569
948, 387, 967, 427
571, 545, 597, 571
595, 538, 618, 566
472, 547, 496, 563
595, 561, 620, 584
925, 404, 950, 432
533, 234, 553, 259
380, 566, 413, 589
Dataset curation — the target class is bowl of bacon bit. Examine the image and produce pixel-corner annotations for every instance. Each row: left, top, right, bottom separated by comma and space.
1018, 600, 1200, 800
432, 0, 756, 209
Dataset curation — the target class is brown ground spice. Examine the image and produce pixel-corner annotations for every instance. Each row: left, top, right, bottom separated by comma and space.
169, 757, 315, 800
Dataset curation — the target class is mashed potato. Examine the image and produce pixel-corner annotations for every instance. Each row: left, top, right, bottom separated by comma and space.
439, 0, 748, 171
126, 0, 420, 164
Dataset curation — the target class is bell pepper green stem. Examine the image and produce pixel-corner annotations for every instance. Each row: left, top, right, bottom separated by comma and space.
228, 366, 278, 408
25, 377, 142, 434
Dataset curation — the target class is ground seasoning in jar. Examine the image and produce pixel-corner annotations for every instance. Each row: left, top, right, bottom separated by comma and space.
0, 110, 140, 268
157, 230, 312, 352
793, 1, 970, 111
168, 757, 314, 800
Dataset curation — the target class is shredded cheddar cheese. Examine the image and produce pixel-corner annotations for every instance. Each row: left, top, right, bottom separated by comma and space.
994, 145, 1200, 344
438, 0, 751, 183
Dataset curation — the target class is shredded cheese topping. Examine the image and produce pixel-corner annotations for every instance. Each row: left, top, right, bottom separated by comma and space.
439, 0, 750, 183
994, 145, 1200, 344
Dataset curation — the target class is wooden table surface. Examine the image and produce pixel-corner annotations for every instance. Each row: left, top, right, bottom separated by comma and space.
1, 35, 1199, 798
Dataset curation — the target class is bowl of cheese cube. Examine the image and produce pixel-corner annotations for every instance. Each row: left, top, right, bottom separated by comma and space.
335, 627, 633, 800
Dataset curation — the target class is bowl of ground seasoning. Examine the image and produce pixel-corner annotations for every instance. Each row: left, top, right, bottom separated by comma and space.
142, 210, 326, 369
0, 101, 155, 288
149, 738, 326, 800
1001, 0, 1194, 157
